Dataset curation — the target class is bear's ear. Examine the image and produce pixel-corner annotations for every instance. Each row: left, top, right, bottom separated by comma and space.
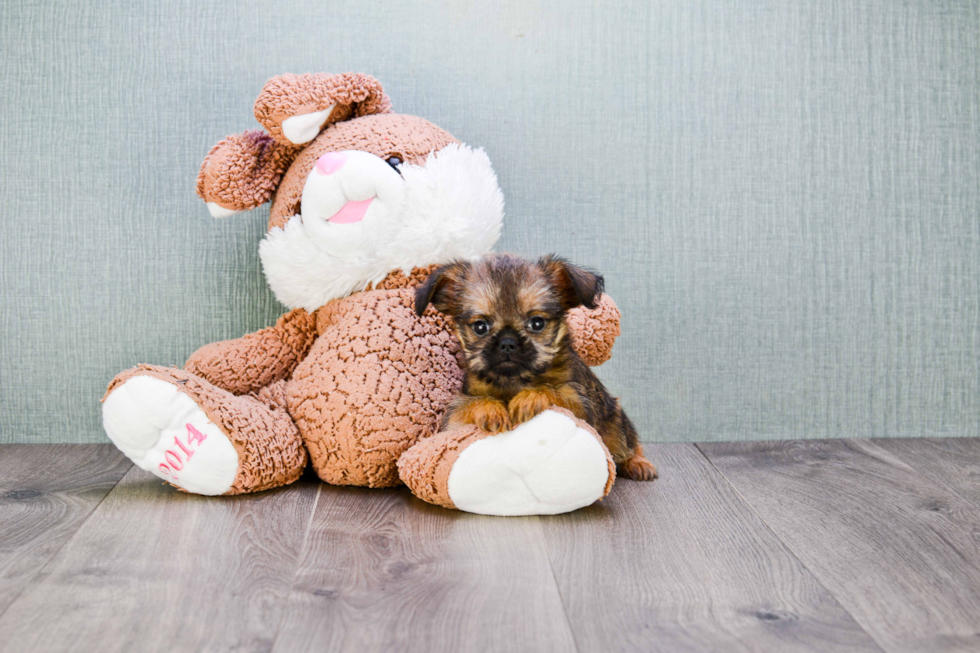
196, 130, 293, 217
254, 72, 392, 147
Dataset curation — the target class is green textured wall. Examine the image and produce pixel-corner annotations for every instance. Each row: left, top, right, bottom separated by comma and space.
1, 0, 978, 443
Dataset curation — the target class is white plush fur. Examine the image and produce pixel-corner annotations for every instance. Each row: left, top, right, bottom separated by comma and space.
207, 202, 241, 218
259, 143, 504, 312
298, 150, 407, 259
446, 410, 611, 516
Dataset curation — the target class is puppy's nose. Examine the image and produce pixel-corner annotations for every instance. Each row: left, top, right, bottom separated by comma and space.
315, 152, 346, 176
498, 336, 519, 354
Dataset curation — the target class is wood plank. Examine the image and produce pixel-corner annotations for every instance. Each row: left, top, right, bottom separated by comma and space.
272, 485, 577, 653
540, 443, 880, 653
0, 465, 319, 653
874, 438, 980, 510
700, 439, 980, 653
0, 444, 131, 618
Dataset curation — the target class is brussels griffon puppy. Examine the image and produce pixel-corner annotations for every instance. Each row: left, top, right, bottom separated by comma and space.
415, 253, 657, 481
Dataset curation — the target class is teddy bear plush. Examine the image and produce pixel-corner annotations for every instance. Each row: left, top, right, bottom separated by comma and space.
101, 72, 623, 516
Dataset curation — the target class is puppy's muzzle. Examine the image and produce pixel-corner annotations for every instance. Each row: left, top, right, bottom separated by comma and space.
497, 336, 519, 354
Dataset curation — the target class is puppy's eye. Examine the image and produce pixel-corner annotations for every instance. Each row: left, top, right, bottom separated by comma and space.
472, 320, 490, 336
527, 317, 546, 332
386, 156, 403, 173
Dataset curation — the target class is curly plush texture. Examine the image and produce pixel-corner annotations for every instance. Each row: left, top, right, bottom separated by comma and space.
254, 72, 392, 146
195, 130, 294, 212
184, 308, 318, 395
397, 407, 616, 510
104, 366, 308, 495
566, 293, 622, 366
287, 280, 464, 488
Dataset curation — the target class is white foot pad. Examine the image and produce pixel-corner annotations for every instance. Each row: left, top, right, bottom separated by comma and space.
102, 376, 239, 495
447, 410, 611, 516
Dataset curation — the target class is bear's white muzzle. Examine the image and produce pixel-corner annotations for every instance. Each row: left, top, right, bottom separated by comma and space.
300, 149, 406, 260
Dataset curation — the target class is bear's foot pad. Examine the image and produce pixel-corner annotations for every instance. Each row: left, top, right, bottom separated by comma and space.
447, 410, 612, 516
102, 375, 238, 495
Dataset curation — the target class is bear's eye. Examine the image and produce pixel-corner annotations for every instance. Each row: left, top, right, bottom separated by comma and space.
386, 156, 403, 173
527, 317, 546, 333
472, 320, 490, 336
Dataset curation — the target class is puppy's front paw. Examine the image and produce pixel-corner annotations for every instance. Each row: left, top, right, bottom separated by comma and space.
509, 389, 559, 425
476, 405, 512, 434
449, 397, 512, 434
619, 452, 658, 481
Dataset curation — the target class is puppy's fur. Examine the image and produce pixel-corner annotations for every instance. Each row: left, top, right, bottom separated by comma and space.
416, 253, 657, 481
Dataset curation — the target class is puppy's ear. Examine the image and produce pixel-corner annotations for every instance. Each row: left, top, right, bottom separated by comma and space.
538, 255, 605, 311
415, 261, 471, 317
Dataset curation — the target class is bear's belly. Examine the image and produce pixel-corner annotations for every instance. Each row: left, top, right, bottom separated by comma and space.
285, 288, 463, 487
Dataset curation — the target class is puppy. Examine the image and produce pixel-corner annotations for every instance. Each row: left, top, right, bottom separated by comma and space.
415, 253, 657, 481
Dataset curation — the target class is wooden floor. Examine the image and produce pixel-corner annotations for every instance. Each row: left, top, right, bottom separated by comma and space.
1, 440, 979, 652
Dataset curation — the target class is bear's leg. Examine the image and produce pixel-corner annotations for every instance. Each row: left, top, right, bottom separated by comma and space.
102, 365, 307, 495
397, 408, 616, 516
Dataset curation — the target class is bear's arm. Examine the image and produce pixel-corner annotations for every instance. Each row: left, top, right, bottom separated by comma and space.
183, 308, 318, 395
566, 293, 622, 366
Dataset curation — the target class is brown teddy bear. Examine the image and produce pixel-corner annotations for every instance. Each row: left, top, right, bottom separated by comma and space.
101, 72, 623, 515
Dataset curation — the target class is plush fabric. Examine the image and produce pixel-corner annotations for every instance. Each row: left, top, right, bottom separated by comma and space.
184, 308, 318, 395
253, 72, 392, 146
566, 293, 622, 366
105, 365, 308, 494
398, 408, 616, 515
397, 421, 490, 509
196, 130, 293, 214
287, 267, 463, 487
101, 72, 621, 515
102, 374, 241, 495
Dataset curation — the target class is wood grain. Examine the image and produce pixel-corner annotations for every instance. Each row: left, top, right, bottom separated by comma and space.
0, 465, 319, 653
6, 441, 980, 652
873, 438, 980, 510
272, 485, 576, 653
0, 444, 130, 618
700, 439, 980, 653
540, 443, 881, 653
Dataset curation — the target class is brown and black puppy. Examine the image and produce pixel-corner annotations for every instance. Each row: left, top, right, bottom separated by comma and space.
415, 253, 657, 481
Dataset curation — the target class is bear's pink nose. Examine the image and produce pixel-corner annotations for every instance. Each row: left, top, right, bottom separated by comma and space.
315, 152, 346, 176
